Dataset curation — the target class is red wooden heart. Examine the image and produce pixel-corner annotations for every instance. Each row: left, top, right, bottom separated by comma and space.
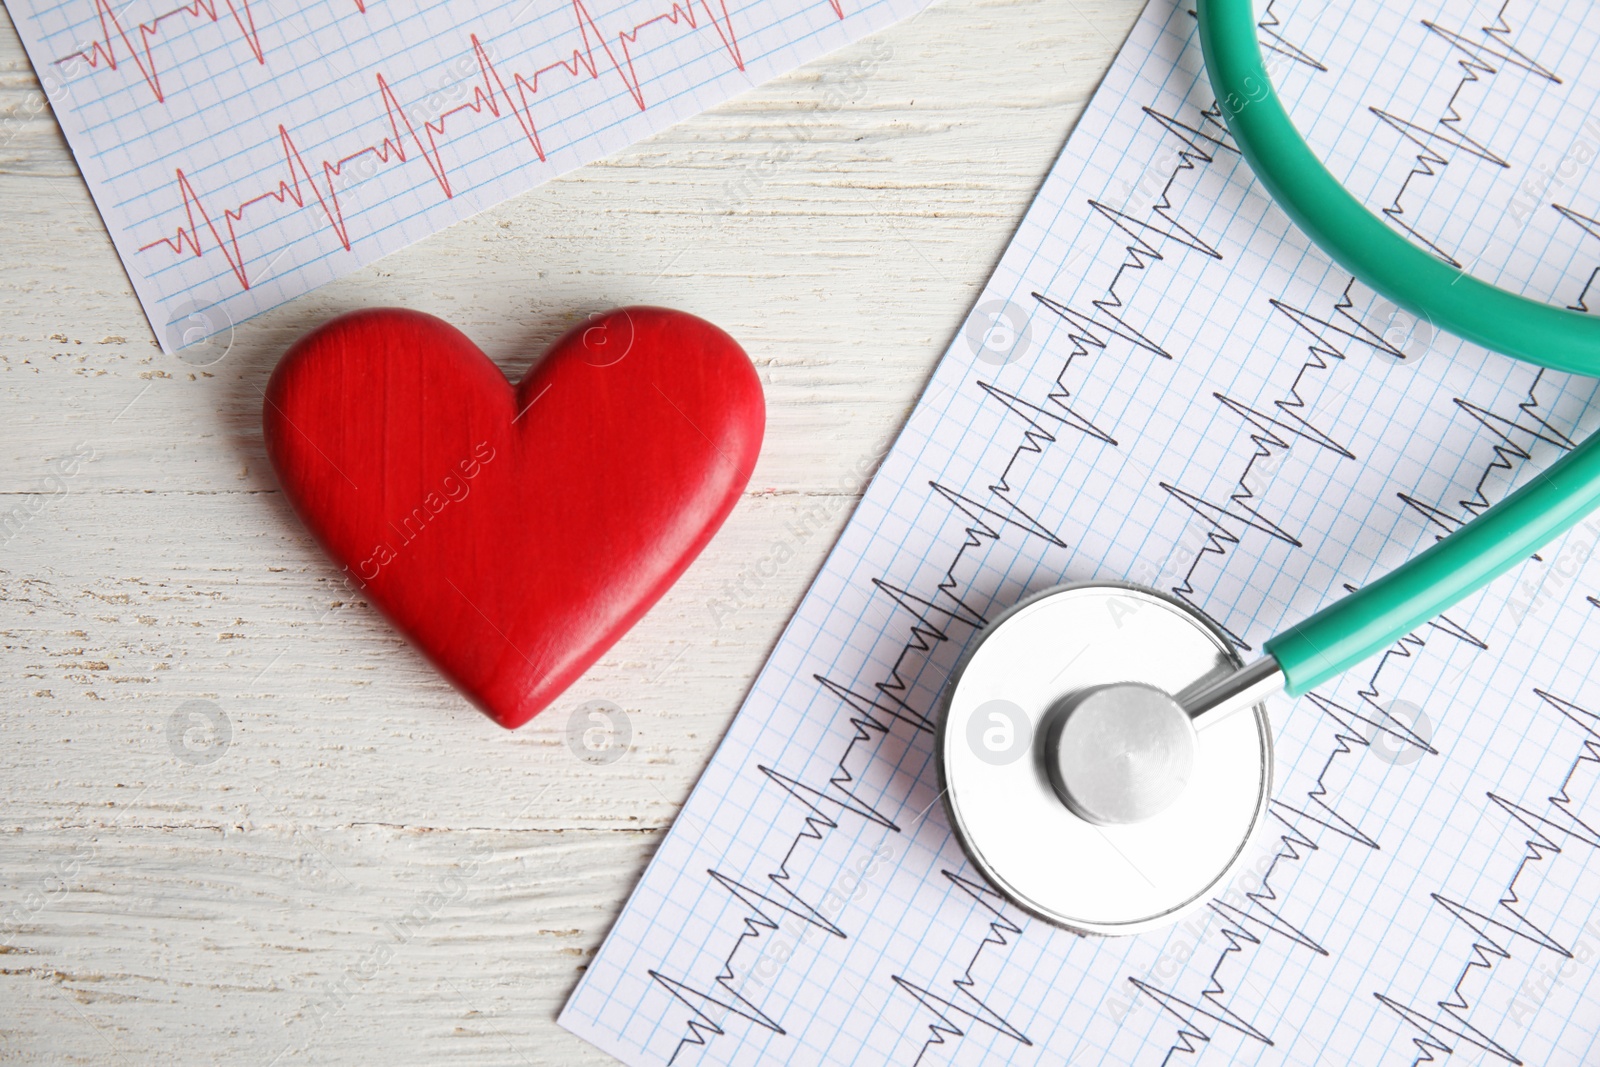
262, 307, 764, 729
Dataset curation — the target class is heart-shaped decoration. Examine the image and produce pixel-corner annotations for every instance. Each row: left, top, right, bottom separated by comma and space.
263, 307, 764, 729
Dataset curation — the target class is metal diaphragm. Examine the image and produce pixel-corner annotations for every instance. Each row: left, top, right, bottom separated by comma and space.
937, 581, 1273, 935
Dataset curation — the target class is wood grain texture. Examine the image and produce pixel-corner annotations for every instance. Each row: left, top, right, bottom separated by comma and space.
0, 0, 1144, 1061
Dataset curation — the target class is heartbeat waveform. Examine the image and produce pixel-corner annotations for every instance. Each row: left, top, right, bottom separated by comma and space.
648, 765, 905, 1063
1374, 3, 1558, 267
137, 0, 821, 290
643, 98, 1237, 1063
898, 871, 1032, 1064
54, 0, 279, 104
648, 970, 787, 1049
1133, 615, 1482, 1064
1398, 371, 1573, 550
1181, 0, 1327, 73
1254, 0, 1327, 72
1375, 689, 1600, 1066
1160, 281, 1396, 649
647, 782, 896, 1059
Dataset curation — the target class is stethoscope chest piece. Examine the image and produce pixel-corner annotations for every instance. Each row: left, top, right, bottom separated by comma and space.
938, 582, 1272, 935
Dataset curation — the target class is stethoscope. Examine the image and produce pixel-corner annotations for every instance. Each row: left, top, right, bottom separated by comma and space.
937, 0, 1600, 936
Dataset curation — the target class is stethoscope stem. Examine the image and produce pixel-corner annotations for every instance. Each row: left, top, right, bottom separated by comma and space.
1177, 655, 1284, 729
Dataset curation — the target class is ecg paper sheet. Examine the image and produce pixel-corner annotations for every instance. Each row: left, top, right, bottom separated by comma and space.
5, 0, 923, 351
561, 0, 1600, 1064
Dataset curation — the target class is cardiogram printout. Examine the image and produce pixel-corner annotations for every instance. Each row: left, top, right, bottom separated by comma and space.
6, 0, 924, 351
561, 0, 1600, 1064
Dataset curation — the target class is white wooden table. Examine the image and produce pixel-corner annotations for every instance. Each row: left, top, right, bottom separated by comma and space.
0, 1, 1140, 1060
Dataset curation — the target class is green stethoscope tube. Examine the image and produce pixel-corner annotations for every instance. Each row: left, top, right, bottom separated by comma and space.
1196, 0, 1600, 695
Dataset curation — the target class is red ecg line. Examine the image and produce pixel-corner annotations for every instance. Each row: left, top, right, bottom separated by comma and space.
54, 0, 368, 103
139, 0, 843, 292
57, 0, 267, 103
